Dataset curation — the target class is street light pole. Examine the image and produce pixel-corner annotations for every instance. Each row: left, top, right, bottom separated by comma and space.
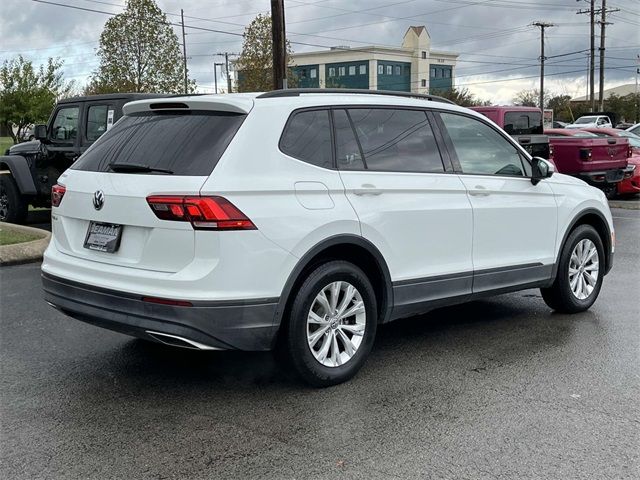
533, 21, 555, 111
214, 62, 224, 94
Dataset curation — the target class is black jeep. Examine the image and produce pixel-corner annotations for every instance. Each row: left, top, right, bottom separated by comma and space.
0, 93, 165, 223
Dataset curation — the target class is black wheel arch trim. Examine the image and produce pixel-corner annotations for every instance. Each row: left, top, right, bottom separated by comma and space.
0, 155, 37, 195
552, 207, 613, 279
273, 234, 394, 327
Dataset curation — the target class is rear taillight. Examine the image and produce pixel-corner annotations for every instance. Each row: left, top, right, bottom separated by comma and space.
51, 184, 66, 207
579, 148, 592, 161
146, 195, 256, 230
548, 143, 554, 160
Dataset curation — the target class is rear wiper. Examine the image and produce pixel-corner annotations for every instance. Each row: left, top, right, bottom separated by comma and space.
108, 162, 174, 174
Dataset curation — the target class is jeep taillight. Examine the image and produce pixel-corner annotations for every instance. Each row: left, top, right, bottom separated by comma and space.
51, 184, 66, 207
146, 195, 256, 230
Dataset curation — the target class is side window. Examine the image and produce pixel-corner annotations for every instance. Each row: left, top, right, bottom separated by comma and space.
334, 110, 365, 170
51, 106, 79, 141
337, 108, 445, 173
280, 110, 332, 169
439, 112, 526, 177
86, 105, 109, 142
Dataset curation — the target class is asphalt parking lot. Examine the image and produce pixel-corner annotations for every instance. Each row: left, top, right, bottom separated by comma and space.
1, 208, 638, 479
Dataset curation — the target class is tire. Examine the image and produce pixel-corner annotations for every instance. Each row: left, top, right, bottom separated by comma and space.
284, 260, 378, 387
541, 224, 605, 313
602, 184, 617, 200
0, 174, 28, 224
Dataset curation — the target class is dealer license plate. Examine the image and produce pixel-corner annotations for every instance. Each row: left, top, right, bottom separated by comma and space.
83, 222, 123, 253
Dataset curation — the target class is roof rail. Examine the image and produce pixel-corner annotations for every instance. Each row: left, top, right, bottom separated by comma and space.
257, 88, 456, 105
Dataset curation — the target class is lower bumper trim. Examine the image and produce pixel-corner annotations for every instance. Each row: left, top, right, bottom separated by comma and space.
42, 272, 280, 351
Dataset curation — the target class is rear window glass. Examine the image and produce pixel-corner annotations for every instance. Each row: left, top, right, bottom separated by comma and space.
503, 112, 542, 135
72, 111, 245, 176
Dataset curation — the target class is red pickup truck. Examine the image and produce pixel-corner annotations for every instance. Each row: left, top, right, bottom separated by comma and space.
544, 128, 629, 198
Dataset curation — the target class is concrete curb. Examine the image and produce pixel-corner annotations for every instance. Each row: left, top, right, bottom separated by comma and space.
0, 223, 51, 266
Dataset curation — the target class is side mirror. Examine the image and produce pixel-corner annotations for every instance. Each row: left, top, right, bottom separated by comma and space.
34, 124, 47, 141
531, 157, 554, 185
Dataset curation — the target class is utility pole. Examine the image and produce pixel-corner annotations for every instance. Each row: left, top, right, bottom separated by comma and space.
214, 62, 224, 94
181, 9, 188, 94
533, 22, 554, 111
597, 0, 618, 110
217, 53, 238, 93
271, 0, 287, 90
225, 53, 232, 93
577, 0, 596, 111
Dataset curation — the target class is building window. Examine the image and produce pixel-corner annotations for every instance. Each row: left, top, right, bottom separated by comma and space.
394, 66, 401, 75
422, 51, 427, 59
329, 67, 335, 77
421, 79, 427, 88
339, 66, 346, 76
348, 65, 356, 75
310, 68, 317, 79
300, 69, 307, 79
359, 64, 366, 75
444, 69, 451, 78
436, 69, 442, 78
430, 67, 436, 78
378, 64, 383, 75
386, 65, 392, 75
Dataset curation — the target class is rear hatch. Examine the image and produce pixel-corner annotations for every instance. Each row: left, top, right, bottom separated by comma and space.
51, 98, 250, 273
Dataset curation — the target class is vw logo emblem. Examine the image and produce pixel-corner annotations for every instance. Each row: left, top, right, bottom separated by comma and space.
93, 190, 105, 210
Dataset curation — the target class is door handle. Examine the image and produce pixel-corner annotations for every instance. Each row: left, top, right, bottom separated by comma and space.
468, 185, 490, 197
353, 184, 382, 196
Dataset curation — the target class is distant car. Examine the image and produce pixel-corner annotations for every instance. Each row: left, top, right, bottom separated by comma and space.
580, 127, 640, 196
615, 122, 634, 130
627, 124, 640, 136
18, 127, 34, 142
565, 115, 612, 129
552, 121, 568, 128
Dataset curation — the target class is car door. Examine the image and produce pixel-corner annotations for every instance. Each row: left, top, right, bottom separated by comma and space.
334, 107, 473, 316
47, 104, 82, 163
436, 111, 558, 293
80, 103, 116, 153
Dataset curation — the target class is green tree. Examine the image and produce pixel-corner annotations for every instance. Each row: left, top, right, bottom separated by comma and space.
547, 94, 572, 122
0, 56, 73, 144
87, 0, 192, 94
236, 14, 296, 92
431, 87, 489, 107
604, 93, 640, 124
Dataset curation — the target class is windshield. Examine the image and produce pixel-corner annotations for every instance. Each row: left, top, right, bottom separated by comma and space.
72, 111, 246, 176
574, 116, 598, 124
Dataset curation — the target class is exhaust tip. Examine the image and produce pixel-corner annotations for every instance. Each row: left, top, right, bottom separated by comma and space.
145, 331, 223, 351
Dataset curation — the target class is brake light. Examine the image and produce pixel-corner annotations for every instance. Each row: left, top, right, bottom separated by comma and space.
51, 184, 66, 207
579, 148, 592, 161
146, 195, 256, 230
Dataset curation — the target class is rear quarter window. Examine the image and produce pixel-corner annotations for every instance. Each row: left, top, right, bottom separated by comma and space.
280, 109, 333, 169
72, 111, 245, 176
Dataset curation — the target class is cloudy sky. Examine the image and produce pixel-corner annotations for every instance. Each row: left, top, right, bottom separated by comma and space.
1, 0, 638, 103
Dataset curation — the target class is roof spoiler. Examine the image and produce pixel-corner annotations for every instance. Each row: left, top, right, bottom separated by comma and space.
123, 97, 254, 115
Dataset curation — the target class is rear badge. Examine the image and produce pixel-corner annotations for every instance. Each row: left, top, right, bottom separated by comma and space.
93, 190, 105, 210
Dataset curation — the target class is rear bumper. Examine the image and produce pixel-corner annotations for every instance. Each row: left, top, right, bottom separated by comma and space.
577, 168, 625, 185
42, 272, 279, 351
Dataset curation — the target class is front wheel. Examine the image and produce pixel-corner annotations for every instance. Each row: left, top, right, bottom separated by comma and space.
0, 174, 28, 224
541, 224, 604, 313
284, 261, 377, 387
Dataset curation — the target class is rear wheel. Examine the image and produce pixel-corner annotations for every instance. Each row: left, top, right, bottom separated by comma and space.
0, 174, 28, 224
541, 224, 604, 313
284, 261, 377, 387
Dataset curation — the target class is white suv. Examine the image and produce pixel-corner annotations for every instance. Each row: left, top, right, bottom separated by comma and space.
42, 90, 614, 386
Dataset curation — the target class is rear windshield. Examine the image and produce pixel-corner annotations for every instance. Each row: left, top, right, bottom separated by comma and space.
574, 116, 597, 124
503, 112, 543, 135
72, 111, 246, 176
